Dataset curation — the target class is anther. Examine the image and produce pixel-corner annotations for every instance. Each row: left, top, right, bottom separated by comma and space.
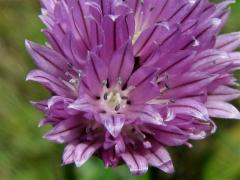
121, 96, 128, 100
96, 96, 101, 100
65, 72, 73, 78
78, 70, 82, 78
115, 104, 121, 111
117, 77, 123, 85
67, 63, 73, 69
102, 80, 108, 87
127, 100, 132, 105
100, 110, 106, 114
103, 93, 108, 100
69, 78, 78, 85
164, 83, 170, 89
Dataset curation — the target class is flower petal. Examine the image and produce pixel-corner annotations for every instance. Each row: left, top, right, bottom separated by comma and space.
26, 70, 72, 96
206, 100, 240, 119
144, 141, 174, 174
101, 14, 134, 61
134, 22, 179, 59
162, 73, 217, 100
25, 40, 68, 77
62, 141, 78, 165
74, 141, 102, 167
151, 125, 189, 146
40, 0, 56, 12
208, 85, 240, 101
99, 114, 125, 138
68, 0, 91, 48
215, 32, 240, 52
43, 118, 83, 144
127, 105, 164, 125
170, 99, 210, 121
68, 96, 95, 112
109, 41, 134, 87
83, 52, 108, 96
121, 149, 148, 176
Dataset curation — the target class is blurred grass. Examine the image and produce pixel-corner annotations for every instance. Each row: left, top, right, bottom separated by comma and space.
0, 0, 240, 180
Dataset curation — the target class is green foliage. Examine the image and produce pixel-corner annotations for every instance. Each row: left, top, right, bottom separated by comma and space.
0, 0, 240, 180
203, 124, 240, 180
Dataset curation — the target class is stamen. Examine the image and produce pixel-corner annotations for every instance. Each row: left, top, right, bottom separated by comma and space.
117, 77, 123, 86
147, 98, 171, 105
122, 86, 135, 95
65, 72, 75, 79
86, 125, 92, 134
102, 80, 108, 87
101, 90, 128, 113
164, 83, 170, 89
115, 104, 121, 111
170, 99, 176, 103
192, 37, 200, 47
121, 96, 128, 100
108, 92, 114, 100
104, 93, 108, 100
143, 141, 152, 149
69, 78, 78, 85
67, 63, 73, 69
78, 70, 82, 78
61, 79, 78, 96
132, 31, 142, 43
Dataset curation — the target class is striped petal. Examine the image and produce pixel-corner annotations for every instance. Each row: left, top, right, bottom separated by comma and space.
108, 41, 134, 87
144, 141, 174, 174
206, 101, 240, 119
121, 149, 148, 176
43, 118, 82, 144
170, 99, 210, 121
215, 32, 240, 52
100, 114, 125, 138
74, 141, 102, 167
26, 70, 72, 97
25, 41, 69, 77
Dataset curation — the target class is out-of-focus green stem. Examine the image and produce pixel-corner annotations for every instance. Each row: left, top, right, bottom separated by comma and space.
63, 165, 77, 180
149, 167, 159, 180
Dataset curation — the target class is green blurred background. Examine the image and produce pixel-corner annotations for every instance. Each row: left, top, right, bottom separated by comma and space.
0, 0, 240, 180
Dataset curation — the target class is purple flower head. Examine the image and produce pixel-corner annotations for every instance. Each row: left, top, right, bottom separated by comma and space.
26, 0, 240, 175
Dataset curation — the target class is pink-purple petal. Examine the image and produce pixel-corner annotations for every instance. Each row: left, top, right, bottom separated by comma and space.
74, 141, 102, 167
121, 149, 148, 176
206, 100, 240, 119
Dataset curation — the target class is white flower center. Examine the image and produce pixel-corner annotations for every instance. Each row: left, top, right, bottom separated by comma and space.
106, 92, 122, 109
102, 91, 127, 113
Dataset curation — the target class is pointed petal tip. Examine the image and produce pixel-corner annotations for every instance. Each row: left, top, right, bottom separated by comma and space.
131, 167, 148, 176
100, 114, 125, 138
42, 132, 53, 140
24, 39, 30, 46
233, 112, 240, 119
106, 129, 121, 138
230, 0, 236, 4
25, 71, 33, 81
26, 70, 40, 82
62, 158, 73, 166
38, 118, 48, 127
42, 133, 48, 139
25, 40, 34, 50
159, 162, 175, 174
38, 123, 44, 128
75, 161, 85, 168
43, 132, 65, 144
155, 160, 175, 174
29, 100, 35, 104
207, 101, 240, 120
